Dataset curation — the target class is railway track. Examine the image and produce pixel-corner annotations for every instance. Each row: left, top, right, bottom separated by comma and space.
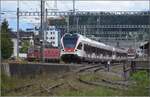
3, 62, 128, 96
27, 82, 64, 96
74, 61, 126, 73
73, 63, 130, 91
77, 77, 128, 90
75, 64, 105, 73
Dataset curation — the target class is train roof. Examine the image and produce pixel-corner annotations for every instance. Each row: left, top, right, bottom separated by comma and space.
76, 33, 114, 51
78, 33, 127, 53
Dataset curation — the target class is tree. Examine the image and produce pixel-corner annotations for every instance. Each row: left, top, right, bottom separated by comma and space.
1, 19, 13, 59
20, 40, 30, 53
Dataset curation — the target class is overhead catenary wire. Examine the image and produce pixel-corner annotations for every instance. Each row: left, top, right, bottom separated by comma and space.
60, 0, 71, 11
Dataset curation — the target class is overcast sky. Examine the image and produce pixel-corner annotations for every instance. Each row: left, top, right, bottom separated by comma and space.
1, 0, 150, 31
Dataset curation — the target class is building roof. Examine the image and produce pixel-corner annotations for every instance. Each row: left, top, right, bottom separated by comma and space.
10, 31, 34, 39
10, 32, 17, 39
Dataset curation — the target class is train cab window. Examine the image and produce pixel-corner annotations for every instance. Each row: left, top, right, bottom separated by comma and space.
77, 43, 82, 50
63, 34, 78, 48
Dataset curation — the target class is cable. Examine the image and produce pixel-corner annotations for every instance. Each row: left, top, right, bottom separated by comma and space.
1, 10, 16, 12
60, 0, 70, 11
46, 1, 52, 9
19, 1, 40, 12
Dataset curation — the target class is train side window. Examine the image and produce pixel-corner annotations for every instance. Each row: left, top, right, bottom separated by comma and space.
77, 43, 82, 50
84, 44, 88, 52
84, 44, 86, 51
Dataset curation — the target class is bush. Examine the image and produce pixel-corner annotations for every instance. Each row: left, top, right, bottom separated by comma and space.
126, 71, 150, 96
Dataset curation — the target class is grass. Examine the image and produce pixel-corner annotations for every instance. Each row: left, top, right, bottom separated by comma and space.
60, 86, 122, 96
124, 70, 150, 96
1, 70, 150, 96
1, 72, 18, 95
79, 72, 122, 82
1, 71, 65, 96
79, 73, 101, 81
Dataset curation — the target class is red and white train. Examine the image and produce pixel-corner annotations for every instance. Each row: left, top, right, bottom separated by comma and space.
61, 33, 127, 63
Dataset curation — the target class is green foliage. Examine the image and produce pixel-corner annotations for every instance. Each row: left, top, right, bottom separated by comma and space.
1, 19, 13, 59
61, 87, 120, 96
79, 73, 100, 81
1, 72, 16, 95
125, 71, 150, 96
20, 40, 30, 53
1, 72, 31, 96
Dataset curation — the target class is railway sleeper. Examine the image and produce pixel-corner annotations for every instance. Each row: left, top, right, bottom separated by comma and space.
67, 81, 79, 91
78, 77, 128, 90
28, 82, 64, 96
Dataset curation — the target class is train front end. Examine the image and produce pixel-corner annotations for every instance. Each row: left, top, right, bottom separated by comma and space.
60, 33, 82, 63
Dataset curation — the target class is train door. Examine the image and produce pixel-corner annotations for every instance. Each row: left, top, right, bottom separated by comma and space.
112, 48, 116, 60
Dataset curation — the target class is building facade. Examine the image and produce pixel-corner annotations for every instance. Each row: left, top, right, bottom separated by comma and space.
45, 26, 60, 47
10, 33, 18, 58
34, 26, 61, 47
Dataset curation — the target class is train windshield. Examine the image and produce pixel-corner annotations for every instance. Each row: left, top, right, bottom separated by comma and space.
63, 34, 78, 48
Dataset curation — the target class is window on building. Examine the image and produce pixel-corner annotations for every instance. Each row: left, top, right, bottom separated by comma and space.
51, 41, 55, 44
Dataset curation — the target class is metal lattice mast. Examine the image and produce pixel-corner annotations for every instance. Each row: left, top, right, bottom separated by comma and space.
17, 0, 19, 59
40, 0, 45, 62
73, 0, 75, 13
54, 0, 57, 10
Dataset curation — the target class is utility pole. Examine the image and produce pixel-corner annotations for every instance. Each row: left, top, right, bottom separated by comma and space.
43, 8, 48, 63
54, 0, 57, 10
17, 0, 19, 59
40, 0, 45, 62
76, 16, 79, 33
66, 16, 69, 33
45, 8, 48, 39
73, 0, 76, 33
96, 16, 100, 34
73, 0, 75, 13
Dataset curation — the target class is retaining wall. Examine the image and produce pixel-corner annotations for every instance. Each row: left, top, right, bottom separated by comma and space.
1, 63, 79, 77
